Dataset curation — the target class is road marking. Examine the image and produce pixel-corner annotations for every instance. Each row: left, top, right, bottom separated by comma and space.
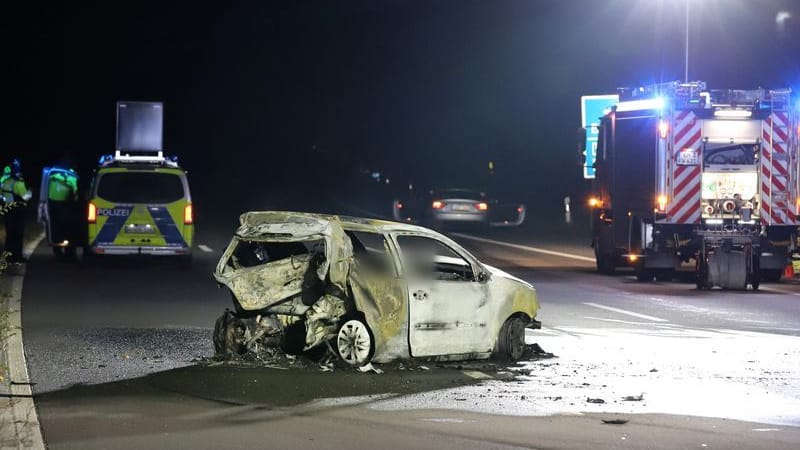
198, 244, 214, 253
583, 302, 669, 323
452, 233, 595, 263
761, 287, 800, 297
0, 232, 46, 450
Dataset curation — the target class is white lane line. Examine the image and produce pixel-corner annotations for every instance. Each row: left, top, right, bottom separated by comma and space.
198, 244, 214, 253
452, 233, 595, 263
1, 232, 46, 450
761, 287, 800, 297
583, 302, 669, 323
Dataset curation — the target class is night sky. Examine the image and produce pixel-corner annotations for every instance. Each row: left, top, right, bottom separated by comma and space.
4, 0, 799, 211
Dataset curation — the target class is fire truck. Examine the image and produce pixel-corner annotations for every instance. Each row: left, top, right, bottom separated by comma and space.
584, 81, 799, 289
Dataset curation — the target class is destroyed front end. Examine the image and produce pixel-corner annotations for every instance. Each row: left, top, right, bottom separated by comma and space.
213, 211, 364, 363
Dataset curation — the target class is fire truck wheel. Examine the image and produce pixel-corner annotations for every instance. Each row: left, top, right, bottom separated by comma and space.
760, 269, 782, 283
635, 268, 654, 282
594, 246, 615, 275
655, 270, 673, 282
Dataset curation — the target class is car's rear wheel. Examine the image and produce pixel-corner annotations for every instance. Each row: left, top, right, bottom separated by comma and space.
495, 316, 526, 361
335, 318, 374, 366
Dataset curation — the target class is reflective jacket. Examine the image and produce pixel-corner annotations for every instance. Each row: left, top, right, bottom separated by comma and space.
48, 172, 78, 201
1, 177, 32, 204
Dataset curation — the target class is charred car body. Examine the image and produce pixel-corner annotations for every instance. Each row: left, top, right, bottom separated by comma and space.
213, 211, 540, 366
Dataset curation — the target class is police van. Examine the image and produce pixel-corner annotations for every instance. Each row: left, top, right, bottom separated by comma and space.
86, 150, 193, 258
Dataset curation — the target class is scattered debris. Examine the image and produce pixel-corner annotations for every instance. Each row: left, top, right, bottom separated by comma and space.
526, 343, 555, 358
602, 419, 629, 425
462, 370, 493, 380
649, 368, 658, 373
357, 363, 384, 374
622, 393, 644, 402
586, 397, 606, 404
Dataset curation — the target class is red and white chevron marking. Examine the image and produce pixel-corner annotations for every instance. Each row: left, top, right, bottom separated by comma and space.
760, 112, 794, 225
668, 110, 702, 224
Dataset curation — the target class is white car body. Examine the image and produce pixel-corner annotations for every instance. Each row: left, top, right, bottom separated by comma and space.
214, 212, 541, 363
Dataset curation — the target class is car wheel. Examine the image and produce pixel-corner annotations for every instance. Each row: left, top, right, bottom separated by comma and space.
496, 316, 526, 361
213, 311, 246, 357
335, 318, 374, 366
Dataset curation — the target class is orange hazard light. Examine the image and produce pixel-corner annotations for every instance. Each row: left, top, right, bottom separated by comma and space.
658, 120, 669, 139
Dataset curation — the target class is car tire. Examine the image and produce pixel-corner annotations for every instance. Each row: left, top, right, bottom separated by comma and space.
495, 316, 526, 361
334, 318, 374, 366
213, 311, 247, 357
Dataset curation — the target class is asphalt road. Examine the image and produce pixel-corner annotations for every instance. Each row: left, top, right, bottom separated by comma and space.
18, 210, 800, 449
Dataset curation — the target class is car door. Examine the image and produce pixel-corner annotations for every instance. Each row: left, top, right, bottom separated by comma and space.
393, 233, 493, 357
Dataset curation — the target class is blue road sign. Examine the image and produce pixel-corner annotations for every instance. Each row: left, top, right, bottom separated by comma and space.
580, 95, 618, 179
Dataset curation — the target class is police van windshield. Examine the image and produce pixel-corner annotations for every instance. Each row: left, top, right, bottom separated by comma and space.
703, 143, 758, 166
96, 172, 185, 204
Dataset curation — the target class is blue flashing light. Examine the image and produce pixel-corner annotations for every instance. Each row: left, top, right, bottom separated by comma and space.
98, 154, 113, 165
168, 155, 179, 163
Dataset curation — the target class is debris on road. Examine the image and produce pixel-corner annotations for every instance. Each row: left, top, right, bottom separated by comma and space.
622, 393, 644, 402
586, 397, 606, 404
602, 418, 629, 425
357, 363, 384, 374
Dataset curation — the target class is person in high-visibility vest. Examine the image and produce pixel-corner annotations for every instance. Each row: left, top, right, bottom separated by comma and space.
46, 168, 80, 247
0, 166, 10, 186
1, 159, 33, 263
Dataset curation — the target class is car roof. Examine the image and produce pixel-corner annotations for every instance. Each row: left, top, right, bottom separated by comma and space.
238, 211, 431, 235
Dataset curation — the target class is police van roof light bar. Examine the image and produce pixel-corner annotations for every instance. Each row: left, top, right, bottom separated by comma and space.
98, 150, 179, 168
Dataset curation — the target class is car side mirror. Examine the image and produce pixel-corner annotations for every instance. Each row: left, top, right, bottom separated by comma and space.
476, 270, 491, 283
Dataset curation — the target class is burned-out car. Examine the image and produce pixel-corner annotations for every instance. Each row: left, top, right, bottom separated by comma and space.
213, 211, 541, 366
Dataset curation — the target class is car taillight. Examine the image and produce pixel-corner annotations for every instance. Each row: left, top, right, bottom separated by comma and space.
475, 202, 488, 211
396, 202, 403, 209
184, 203, 193, 225
87, 202, 97, 224
517, 206, 524, 213
432, 200, 445, 209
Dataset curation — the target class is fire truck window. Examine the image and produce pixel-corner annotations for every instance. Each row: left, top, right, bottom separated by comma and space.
704, 143, 757, 165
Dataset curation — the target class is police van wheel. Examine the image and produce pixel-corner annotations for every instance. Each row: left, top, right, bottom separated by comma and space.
82, 246, 97, 263
178, 254, 193, 268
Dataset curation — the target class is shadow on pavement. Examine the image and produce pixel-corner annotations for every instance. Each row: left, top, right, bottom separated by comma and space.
33, 363, 486, 443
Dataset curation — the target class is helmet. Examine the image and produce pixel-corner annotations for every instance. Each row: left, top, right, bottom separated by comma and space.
11, 159, 21, 176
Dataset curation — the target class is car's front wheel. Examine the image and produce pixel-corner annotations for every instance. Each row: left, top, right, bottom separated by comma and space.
495, 316, 527, 360
335, 318, 374, 366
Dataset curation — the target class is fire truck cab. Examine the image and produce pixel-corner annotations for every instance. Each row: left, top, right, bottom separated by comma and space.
588, 81, 798, 290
